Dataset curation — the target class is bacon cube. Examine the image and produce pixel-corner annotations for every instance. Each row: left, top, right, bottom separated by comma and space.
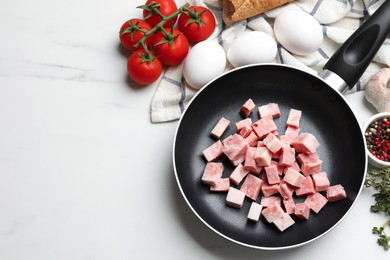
261, 195, 281, 208
295, 202, 310, 220
264, 165, 280, 184
262, 182, 280, 197
278, 180, 294, 199
254, 145, 272, 167
286, 109, 302, 128
211, 117, 230, 139
283, 198, 296, 214
285, 126, 300, 139
210, 178, 230, 192
258, 103, 281, 118
236, 118, 252, 132
202, 140, 223, 162
271, 160, 284, 175
222, 134, 249, 166
305, 192, 328, 214
279, 146, 296, 167
247, 202, 263, 222
229, 163, 250, 185
226, 187, 246, 208
262, 202, 285, 223
244, 147, 262, 175
240, 98, 256, 117
312, 172, 330, 191
283, 167, 305, 188
263, 132, 283, 153
245, 131, 259, 147
295, 176, 315, 197
291, 133, 320, 154
201, 162, 224, 186
326, 184, 347, 202
240, 174, 263, 201
252, 116, 277, 139
273, 212, 295, 232
297, 152, 322, 176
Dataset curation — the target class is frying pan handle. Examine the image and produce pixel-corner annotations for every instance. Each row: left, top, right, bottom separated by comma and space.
322, 0, 390, 92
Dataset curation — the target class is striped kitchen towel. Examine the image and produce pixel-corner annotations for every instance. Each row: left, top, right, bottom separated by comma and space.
150, 0, 390, 123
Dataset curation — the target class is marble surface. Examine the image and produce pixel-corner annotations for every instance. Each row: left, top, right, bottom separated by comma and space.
0, 0, 388, 259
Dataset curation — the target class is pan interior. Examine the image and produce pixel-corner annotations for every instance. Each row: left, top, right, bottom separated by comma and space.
174, 64, 366, 249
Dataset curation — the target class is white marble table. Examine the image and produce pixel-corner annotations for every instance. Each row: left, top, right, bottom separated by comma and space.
0, 0, 388, 259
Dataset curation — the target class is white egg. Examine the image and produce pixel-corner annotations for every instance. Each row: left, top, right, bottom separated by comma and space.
183, 41, 226, 89
274, 10, 323, 56
227, 31, 277, 68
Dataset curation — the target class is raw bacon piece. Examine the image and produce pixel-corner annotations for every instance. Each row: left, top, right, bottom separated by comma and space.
295, 176, 315, 197
297, 152, 322, 176
271, 160, 284, 176
240, 98, 256, 117
247, 202, 263, 222
202, 140, 223, 162
264, 165, 280, 184
245, 131, 259, 147
222, 134, 249, 165
262, 182, 280, 197
240, 174, 263, 201
258, 103, 281, 118
291, 133, 320, 154
282, 198, 296, 214
285, 126, 300, 139
295, 203, 310, 220
279, 146, 296, 167
311, 172, 330, 191
261, 195, 282, 208
211, 117, 230, 139
226, 187, 246, 208
236, 118, 252, 132
252, 116, 277, 139
244, 147, 263, 175
254, 145, 272, 167
286, 109, 302, 128
305, 192, 328, 214
283, 167, 305, 188
210, 178, 230, 192
229, 163, 250, 185
262, 202, 285, 223
201, 162, 224, 186
263, 132, 283, 153
326, 184, 347, 202
273, 213, 295, 232
278, 180, 294, 199
238, 124, 253, 138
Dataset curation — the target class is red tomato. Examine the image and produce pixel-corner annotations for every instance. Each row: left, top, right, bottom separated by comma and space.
178, 6, 216, 44
127, 51, 162, 85
119, 18, 154, 52
142, 0, 178, 28
152, 29, 189, 66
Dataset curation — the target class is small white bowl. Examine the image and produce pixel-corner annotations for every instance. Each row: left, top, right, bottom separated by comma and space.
363, 112, 390, 168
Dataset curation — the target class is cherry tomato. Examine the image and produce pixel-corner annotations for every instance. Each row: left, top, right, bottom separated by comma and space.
119, 18, 154, 52
142, 0, 178, 28
178, 6, 216, 44
152, 29, 189, 66
127, 51, 162, 85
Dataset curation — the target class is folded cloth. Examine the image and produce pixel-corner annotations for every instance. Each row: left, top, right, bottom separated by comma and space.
150, 0, 390, 123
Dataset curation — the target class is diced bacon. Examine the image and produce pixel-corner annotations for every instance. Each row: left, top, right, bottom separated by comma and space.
297, 152, 322, 176
244, 147, 262, 174
247, 202, 263, 222
222, 134, 248, 166
305, 192, 328, 214
229, 163, 250, 185
271, 160, 284, 175
254, 145, 272, 167
283, 198, 296, 214
236, 118, 252, 132
278, 180, 294, 199
326, 184, 347, 202
279, 146, 296, 167
295, 203, 310, 220
311, 172, 330, 191
263, 132, 283, 153
285, 126, 300, 139
252, 116, 277, 139
240, 98, 256, 117
226, 187, 246, 208
291, 133, 320, 154
271, 149, 281, 160
264, 165, 280, 184
262, 202, 285, 223
295, 176, 315, 197
279, 135, 293, 146
262, 182, 280, 197
202, 140, 224, 162
211, 117, 230, 139
210, 178, 230, 192
238, 125, 253, 138
261, 195, 282, 207
258, 103, 281, 118
201, 162, 224, 186
283, 167, 305, 187
245, 131, 259, 147
283, 162, 301, 175
273, 212, 295, 232
240, 174, 263, 200
286, 109, 302, 128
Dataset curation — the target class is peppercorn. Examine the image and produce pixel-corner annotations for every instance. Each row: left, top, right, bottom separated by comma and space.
365, 116, 390, 162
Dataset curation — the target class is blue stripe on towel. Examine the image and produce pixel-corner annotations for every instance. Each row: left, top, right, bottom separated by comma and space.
179, 79, 186, 113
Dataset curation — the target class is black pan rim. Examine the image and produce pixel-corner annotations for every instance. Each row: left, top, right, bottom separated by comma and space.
172, 63, 368, 250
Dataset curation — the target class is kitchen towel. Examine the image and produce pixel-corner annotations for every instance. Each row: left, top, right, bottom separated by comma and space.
150, 0, 390, 123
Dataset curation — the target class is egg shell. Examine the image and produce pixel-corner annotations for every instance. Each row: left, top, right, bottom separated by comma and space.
183, 41, 226, 89
227, 31, 277, 68
274, 10, 323, 56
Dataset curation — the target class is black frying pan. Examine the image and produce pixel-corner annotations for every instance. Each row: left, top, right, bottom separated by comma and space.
173, 1, 390, 250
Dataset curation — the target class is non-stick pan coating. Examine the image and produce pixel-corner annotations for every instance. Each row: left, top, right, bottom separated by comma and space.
174, 64, 366, 249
